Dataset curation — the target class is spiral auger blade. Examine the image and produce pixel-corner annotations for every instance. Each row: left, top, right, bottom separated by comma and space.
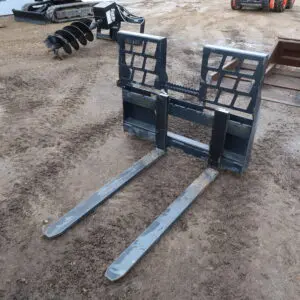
71, 21, 94, 42
44, 19, 94, 56
55, 29, 80, 50
45, 35, 72, 56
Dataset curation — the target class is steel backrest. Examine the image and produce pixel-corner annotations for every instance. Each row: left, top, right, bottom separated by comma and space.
118, 31, 167, 90
200, 45, 268, 117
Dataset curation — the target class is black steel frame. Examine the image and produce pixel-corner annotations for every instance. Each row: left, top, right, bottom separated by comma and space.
118, 31, 268, 173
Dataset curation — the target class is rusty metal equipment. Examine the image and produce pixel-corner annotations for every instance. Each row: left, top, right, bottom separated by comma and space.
267, 37, 300, 72
263, 37, 300, 107
44, 2, 145, 57
43, 31, 268, 281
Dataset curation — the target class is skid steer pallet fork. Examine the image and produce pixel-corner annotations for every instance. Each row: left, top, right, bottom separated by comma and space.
44, 31, 268, 281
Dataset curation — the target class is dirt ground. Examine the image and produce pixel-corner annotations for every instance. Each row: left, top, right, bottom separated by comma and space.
0, 1, 300, 299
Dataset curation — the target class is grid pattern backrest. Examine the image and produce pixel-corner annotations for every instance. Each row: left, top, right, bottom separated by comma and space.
118, 31, 167, 90
200, 45, 268, 116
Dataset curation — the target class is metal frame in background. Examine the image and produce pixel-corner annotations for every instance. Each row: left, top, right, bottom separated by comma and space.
95, 2, 145, 41
44, 31, 268, 282
266, 37, 300, 71
264, 37, 300, 107
211, 37, 300, 107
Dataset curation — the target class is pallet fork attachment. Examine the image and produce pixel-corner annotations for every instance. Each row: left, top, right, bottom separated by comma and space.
44, 31, 268, 281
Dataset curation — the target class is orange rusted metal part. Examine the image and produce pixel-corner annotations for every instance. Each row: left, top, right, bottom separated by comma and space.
268, 37, 300, 70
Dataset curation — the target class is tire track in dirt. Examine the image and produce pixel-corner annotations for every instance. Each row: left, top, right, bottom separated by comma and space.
0, 62, 100, 156
200, 173, 261, 299
0, 74, 49, 111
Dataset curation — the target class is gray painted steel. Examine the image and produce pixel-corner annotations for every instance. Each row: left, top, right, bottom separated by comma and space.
44, 149, 165, 238
105, 168, 219, 281
118, 31, 268, 173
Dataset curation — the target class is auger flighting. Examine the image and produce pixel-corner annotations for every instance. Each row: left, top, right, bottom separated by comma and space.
44, 2, 145, 57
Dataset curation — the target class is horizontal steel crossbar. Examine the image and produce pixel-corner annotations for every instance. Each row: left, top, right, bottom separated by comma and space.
168, 100, 252, 139
167, 132, 245, 172
166, 82, 200, 96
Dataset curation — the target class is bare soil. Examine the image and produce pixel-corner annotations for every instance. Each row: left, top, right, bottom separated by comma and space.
0, 1, 299, 299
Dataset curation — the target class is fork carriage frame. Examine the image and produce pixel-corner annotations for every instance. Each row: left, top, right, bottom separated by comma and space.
119, 31, 268, 173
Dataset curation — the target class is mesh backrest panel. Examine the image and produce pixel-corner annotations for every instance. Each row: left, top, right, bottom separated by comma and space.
118, 31, 167, 90
200, 45, 268, 115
